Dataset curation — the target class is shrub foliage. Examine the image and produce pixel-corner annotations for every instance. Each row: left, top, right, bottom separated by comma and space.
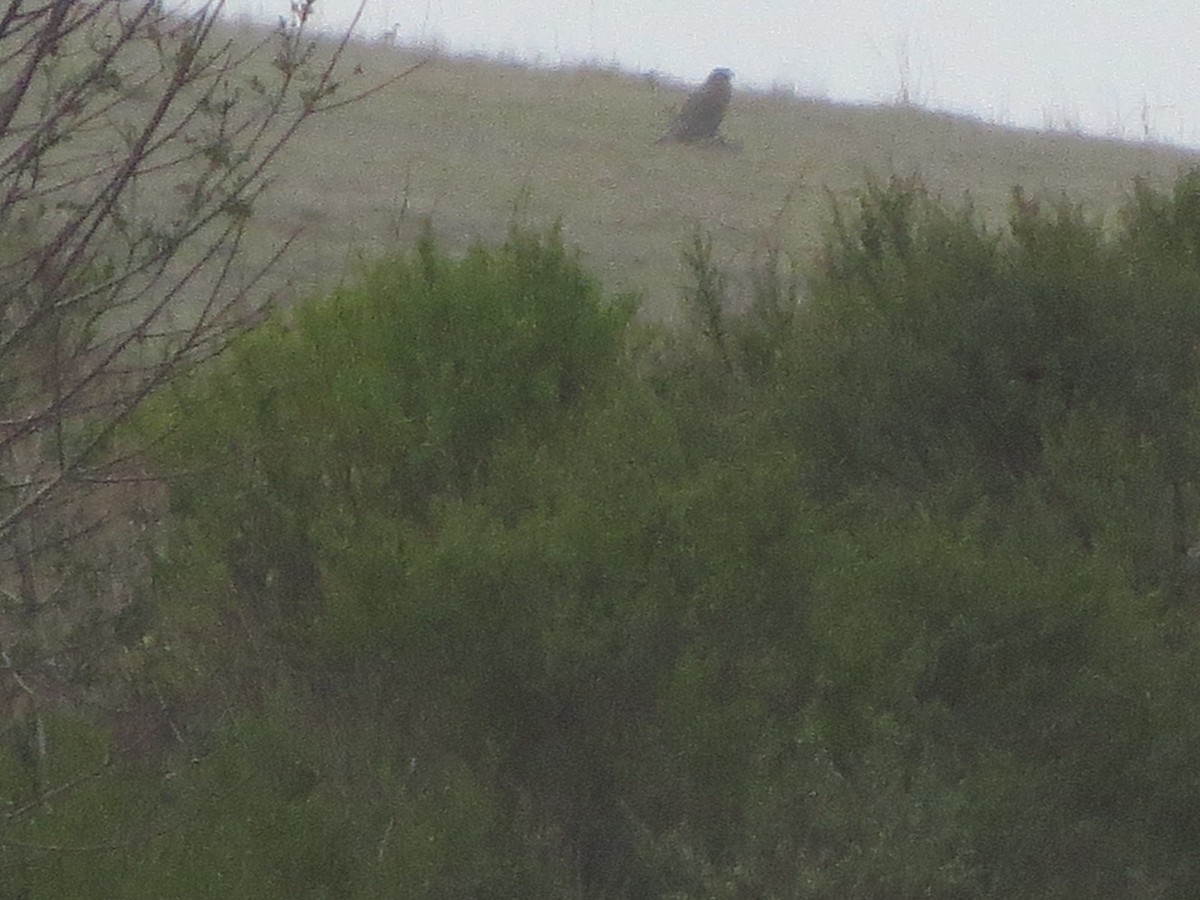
10, 172, 1200, 897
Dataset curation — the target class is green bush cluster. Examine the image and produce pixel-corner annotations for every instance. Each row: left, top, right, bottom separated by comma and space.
9, 174, 1200, 897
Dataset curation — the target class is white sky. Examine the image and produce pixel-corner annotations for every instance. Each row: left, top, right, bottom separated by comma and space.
225, 0, 1200, 147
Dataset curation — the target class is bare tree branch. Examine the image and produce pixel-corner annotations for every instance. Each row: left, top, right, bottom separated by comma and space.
0, 1, 416, 843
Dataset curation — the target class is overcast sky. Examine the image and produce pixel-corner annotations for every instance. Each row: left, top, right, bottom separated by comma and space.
223, 0, 1200, 147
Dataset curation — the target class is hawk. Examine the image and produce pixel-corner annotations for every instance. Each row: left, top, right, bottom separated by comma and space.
660, 68, 733, 144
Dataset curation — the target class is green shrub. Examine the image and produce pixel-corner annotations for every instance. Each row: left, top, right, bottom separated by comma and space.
100, 172, 1200, 898
128, 228, 635, 896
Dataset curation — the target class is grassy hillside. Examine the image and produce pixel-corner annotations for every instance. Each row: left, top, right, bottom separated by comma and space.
231, 27, 1200, 318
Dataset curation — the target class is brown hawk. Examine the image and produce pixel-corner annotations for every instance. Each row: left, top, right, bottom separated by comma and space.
660, 68, 733, 143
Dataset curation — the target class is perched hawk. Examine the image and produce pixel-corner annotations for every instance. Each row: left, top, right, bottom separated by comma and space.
660, 68, 733, 143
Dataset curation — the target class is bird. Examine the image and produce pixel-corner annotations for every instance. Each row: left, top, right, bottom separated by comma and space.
659, 68, 734, 144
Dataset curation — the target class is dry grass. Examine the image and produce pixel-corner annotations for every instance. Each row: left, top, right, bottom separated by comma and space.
199, 24, 1200, 321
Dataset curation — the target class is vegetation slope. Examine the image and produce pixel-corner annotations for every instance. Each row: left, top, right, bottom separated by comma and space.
204, 26, 1200, 318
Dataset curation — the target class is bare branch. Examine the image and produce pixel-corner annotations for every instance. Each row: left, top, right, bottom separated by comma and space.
0, 4, 391, 844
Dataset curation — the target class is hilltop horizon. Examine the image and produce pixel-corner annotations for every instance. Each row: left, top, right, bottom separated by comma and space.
207, 24, 1200, 318
201, 0, 1200, 153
